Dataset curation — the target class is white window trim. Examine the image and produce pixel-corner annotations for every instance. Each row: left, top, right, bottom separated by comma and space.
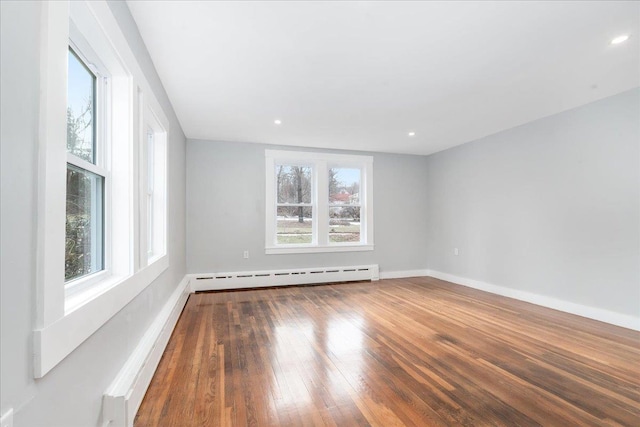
35, 0, 171, 378
265, 149, 374, 254
140, 103, 168, 267
64, 41, 110, 288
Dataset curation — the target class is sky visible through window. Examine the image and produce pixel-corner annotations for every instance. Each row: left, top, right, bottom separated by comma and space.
68, 50, 92, 117
333, 168, 359, 189
67, 49, 94, 161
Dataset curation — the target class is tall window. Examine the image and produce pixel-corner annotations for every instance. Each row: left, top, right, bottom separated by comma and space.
276, 165, 313, 244
65, 47, 106, 283
329, 167, 361, 243
146, 129, 155, 258
266, 150, 374, 254
36, 0, 172, 378
141, 105, 167, 265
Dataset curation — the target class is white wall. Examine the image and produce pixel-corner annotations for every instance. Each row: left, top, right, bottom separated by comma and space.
187, 140, 429, 274
425, 88, 640, 320
0, 2, 186, 426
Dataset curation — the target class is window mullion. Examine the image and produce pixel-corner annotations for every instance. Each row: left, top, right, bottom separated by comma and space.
316, 160, 328, 246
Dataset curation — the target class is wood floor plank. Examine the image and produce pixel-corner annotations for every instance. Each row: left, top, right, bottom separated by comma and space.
135, 278, 640, 426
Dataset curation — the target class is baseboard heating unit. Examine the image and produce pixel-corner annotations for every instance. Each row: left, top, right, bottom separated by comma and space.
103, 277, 190, 427
190, 264, 379, 292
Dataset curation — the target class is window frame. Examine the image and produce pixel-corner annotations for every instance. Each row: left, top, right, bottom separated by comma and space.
265, 150, 374, 254
147, 129, 155, 257
64, 42, 111, 294
140, 102, 168, 266
328, 165, 363, 244
275, 163, 316, 246
35, 0, 171, 378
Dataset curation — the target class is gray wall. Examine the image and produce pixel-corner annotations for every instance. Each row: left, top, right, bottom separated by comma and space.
425, 88, 640, 318
0, 2, 186, 426
187, 140, 429, 274
186, 90, 639, 320
1, 1, 637, 426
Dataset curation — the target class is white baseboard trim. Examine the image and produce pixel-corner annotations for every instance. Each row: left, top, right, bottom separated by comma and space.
379, 269, 430, 280
427, 270, 640, 331
189, 264, 379, 292
103, 275, 191, 427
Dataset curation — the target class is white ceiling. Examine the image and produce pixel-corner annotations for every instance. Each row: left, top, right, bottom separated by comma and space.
127, 1, 639, 156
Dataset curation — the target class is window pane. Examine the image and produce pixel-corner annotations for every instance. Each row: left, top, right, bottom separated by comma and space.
277, 206, 312, 244
147, 130, 154, 258
65, 164, 104, 281
276, 165, 312, 204
329, 207, 361, 243
67, 48, 96, 163
329, 168, 360, 204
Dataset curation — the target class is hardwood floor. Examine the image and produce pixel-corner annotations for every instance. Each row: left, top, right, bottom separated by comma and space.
135, 277, 640, 426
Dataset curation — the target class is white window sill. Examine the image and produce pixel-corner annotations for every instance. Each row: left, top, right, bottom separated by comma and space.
266, 244, 374, 255
34, 255, 168, 378
65, 272, 126, 315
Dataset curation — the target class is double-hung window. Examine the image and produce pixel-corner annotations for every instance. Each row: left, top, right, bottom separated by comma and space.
65, 46, 107, 287
265, 150, 374, 254
35, 0, 170, 378
146, 129, 155, 258
329, 167, 362, 243
140, 104, 167, 265
276, 164, 314, 244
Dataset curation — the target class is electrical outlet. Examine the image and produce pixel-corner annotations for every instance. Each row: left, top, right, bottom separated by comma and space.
454, 248, 459, 256
243, 250, 249, 259
0, 408, 13, 427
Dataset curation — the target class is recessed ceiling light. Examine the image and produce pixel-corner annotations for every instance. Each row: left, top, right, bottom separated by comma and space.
274, 119, 282, 125
408, 132, 416, 137
611, 35, 630, 45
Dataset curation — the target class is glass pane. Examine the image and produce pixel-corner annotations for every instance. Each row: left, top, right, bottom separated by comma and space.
65, 164, 104, 281
276, 165, 312, 204
147, 131, 154, 258
67, 48, 96, 163
277, 206, 312, 244
329, 207, 361, 243
329, 168, 360, 204
147, 130, 154, 193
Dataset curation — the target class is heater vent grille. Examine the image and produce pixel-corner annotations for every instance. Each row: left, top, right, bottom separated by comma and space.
191, 264, 379, 292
